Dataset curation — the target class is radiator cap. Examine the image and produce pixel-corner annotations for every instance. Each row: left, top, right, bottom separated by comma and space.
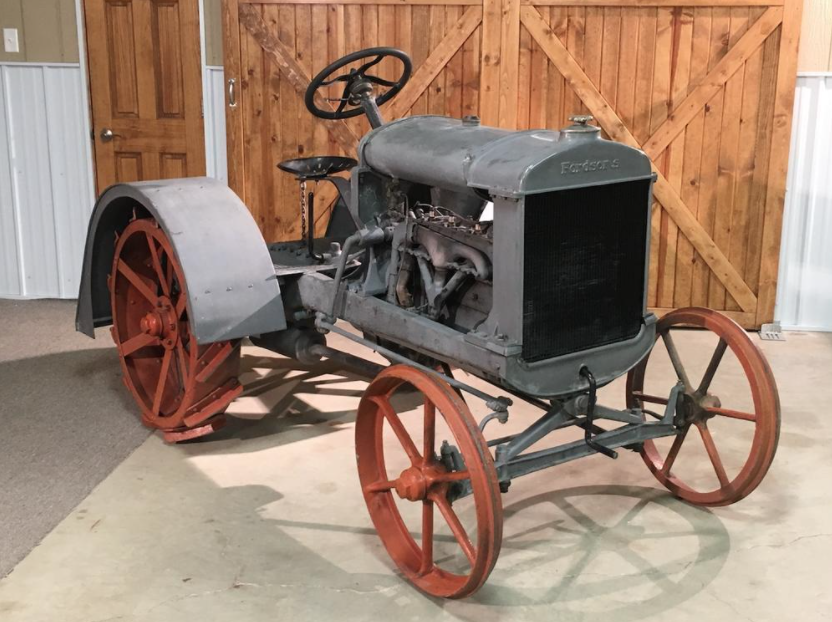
562, 114, 601, 136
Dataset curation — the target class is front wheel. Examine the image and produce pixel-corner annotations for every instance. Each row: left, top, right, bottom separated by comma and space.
626, 307, 780, 506
356, 365, 503, 598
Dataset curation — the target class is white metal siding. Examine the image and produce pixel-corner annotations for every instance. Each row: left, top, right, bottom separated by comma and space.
0, 63, 94, 299
204, 66, 228, 184
775, 74, 832, 331
0, 70, 21, 296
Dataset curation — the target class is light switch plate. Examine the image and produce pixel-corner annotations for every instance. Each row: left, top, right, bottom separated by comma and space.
3, 28, 19, 54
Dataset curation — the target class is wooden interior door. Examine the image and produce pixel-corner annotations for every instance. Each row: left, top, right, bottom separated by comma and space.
84, 0, 206, 193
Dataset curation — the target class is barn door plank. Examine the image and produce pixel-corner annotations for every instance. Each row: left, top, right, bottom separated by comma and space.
710, 8, 751, 310
726, 7, 766, 312
757, 0, 804, 325
498, 0, 522, 127
479, 0, 502, 124
744, 25, 780, 297
673, 7, 712, 308
658, 6, 694, 309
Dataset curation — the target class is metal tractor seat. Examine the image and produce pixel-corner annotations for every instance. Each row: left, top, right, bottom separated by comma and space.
278, 156, 359, 260
277, 156, 357, 180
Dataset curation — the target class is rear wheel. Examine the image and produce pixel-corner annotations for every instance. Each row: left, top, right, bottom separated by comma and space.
109, 217, 242, 442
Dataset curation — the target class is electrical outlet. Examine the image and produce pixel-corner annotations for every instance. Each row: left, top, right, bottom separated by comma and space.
3, 29, 20, 54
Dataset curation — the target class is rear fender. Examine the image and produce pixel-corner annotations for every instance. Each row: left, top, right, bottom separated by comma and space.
75, 177, 287, 343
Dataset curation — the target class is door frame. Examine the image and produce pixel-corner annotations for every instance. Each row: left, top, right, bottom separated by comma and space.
73, 0, 97, 203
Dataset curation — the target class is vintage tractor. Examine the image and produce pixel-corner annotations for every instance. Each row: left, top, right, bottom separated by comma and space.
76, 48, 780, 598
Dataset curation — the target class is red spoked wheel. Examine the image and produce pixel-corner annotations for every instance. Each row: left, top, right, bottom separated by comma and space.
356, 365, 503, 598
109, 217, 243, 443
626, 307, 780, 507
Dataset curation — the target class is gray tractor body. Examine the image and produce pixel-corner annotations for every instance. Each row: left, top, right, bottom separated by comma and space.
76, 115, 656, 398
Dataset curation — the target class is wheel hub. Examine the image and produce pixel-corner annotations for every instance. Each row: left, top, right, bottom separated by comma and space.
139, 296, 178, 349
680, 391, 722, 425
395, 463, 447, 502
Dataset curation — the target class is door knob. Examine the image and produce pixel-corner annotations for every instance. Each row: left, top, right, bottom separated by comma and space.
100, 128, 114, 142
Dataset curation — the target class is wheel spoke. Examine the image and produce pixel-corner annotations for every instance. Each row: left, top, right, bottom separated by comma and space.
165, 254, 174, 293
698, 338, 727, 394
371, 397, 422, 465
175, 340, 190, 386
423, 401, 435, 463
706, 406, 756, 422
662, 331, 692, 391
356, 54, 384, 75
697, 423, 731, 487
152, 349, 173, 416
319, 73, 351, 86
434, 470, 471, 483
632, 391, 669, 405
434, 495, 476, 566
336, 82, 351, 113
661, 427, 688, 474
117, 259, 158, 305
175, 293, 187, 319
364, 479, 397, 493
366, 74, 397, 87
120, 332, 159, 357
420, 500, 434, 575
146, 233, 169, 297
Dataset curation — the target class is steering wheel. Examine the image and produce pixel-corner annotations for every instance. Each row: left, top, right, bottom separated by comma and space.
305, 47, 412, 120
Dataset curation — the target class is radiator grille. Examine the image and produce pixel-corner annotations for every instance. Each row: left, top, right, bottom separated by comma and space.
521, 180, 650, 362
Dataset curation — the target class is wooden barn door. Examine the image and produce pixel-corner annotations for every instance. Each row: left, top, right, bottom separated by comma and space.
223, 0, 802, 328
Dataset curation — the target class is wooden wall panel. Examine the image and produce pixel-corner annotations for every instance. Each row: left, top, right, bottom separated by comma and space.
798, 0, 832, 72
224, 0, 803, 327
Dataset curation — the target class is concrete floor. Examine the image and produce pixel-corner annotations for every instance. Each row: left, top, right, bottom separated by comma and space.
0, 311, 831, 621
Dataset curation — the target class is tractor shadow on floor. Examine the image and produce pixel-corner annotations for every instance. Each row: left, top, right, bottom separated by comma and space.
259, 483, 730, 618
464, 484, 731, 616
199, 352, 420, 449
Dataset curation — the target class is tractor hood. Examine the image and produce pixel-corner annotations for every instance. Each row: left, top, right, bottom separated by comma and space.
358, 115, 653, 198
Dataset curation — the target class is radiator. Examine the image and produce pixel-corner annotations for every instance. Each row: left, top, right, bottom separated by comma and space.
521, 179, 650, 362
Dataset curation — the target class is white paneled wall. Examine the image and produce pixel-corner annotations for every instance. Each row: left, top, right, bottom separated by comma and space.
0, 63, 95, 299
775, 74, 832, 331
204, 66, 228, 184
